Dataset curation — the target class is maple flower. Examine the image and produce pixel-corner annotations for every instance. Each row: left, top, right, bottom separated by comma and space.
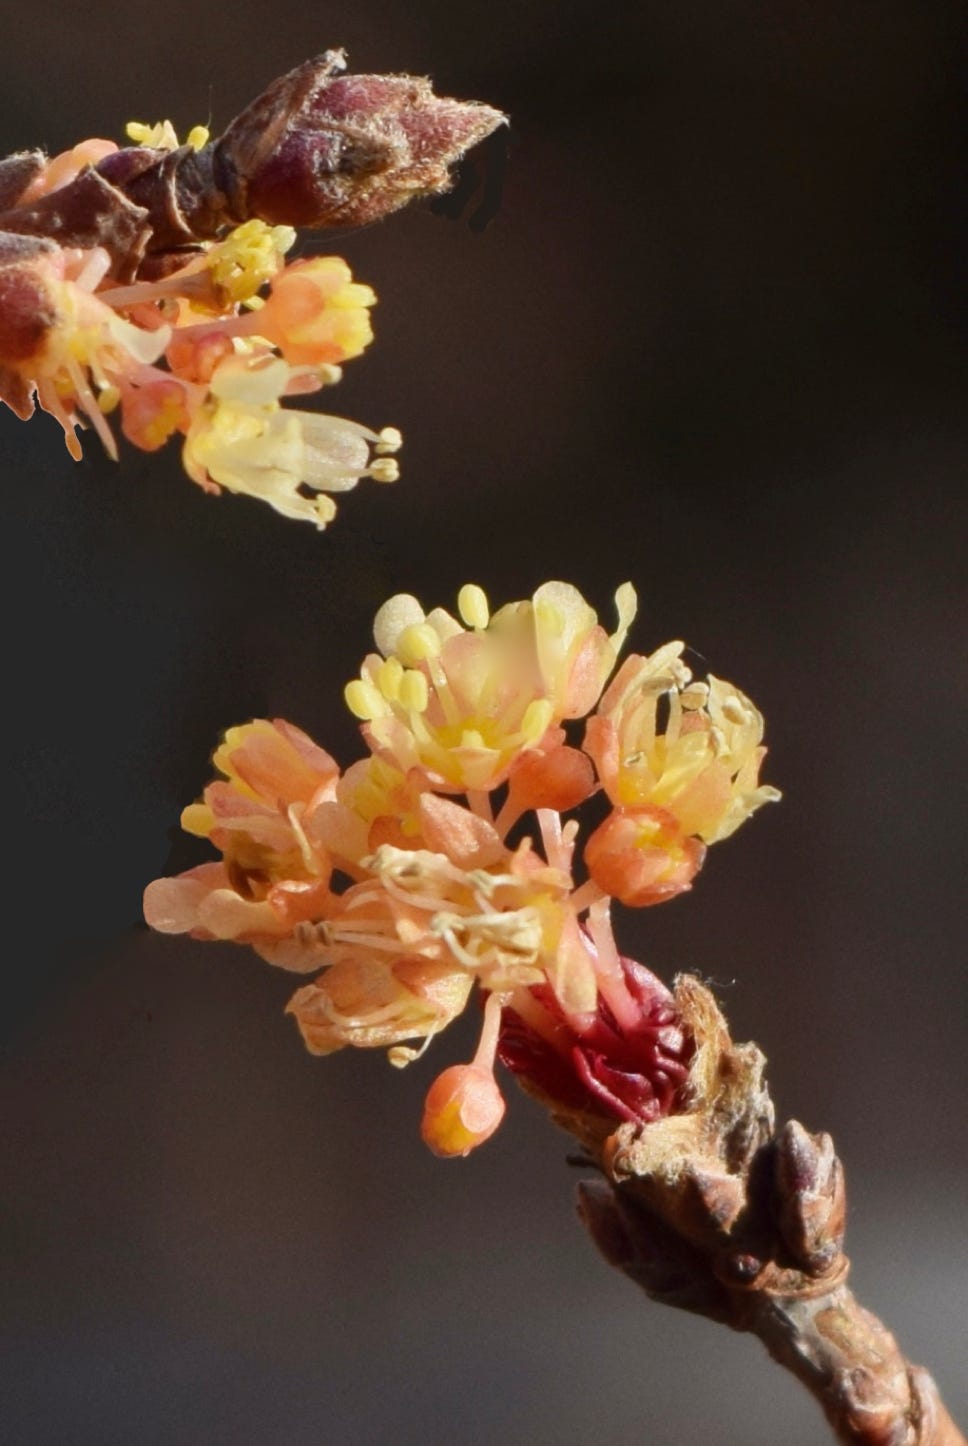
144, 579, 779, 1157
582, 648, 780, 906
181, 353, 401, 528
143, 719, 344, 968
241, 256, 376, 366
0, 236, 169, 455
287, 956, 473, 1058
344, 581, 636, 796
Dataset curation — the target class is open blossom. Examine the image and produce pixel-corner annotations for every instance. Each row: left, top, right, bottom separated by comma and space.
0, 213, 399, 525
0, 56, 506, 520
143, 719, 343, 967
181, 353, 400, 528
344, 581, 636, 795
583, 648, 781, 906
145, 580, 778, 1155
0, 236, 169, 456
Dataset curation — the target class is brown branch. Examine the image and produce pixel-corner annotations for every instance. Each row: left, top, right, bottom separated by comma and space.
569, 979, 964, 1446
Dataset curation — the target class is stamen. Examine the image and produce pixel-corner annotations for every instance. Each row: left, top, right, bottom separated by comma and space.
457, 583, 490, 631
375, 426, 402, 454
396, 623, 442, 665
398, 669, 429, 712
344, 678, 388, 721
377, 656, 404, 701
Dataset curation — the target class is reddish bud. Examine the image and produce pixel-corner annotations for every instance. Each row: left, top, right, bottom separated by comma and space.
216, 51, 507, 231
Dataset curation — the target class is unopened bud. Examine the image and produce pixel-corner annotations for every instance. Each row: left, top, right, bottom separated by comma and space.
216, 51, 507, 232
421, 1063, 506, 1158
773, 1119, 846, 1276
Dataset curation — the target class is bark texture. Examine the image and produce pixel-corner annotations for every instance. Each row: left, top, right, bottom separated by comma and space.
572, 979, 964, 1446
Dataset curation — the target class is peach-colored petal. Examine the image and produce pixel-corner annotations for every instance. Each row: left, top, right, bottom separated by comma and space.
142, 862, 228, 934
417, 793, 505, 869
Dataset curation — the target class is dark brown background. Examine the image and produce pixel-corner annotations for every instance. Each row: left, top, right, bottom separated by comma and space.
1, 3, 965, 1443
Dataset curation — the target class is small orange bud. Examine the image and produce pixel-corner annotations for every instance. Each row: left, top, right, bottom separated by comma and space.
421, 1063, 506, 1158
585, 805, 705, 907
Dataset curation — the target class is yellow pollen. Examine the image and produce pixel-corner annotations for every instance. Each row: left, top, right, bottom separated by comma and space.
457, 583, 490, 631
375, 426, 402, 453
520, 698, 554, 744
377, 656, 404, 701
369, 458, 399, 483
97, 385, 120, 414
399, 669, 429, 712
344, 679, 387, 721
462, 728, 486, 750
397, 623, 442, 666
186, 125, 211, 151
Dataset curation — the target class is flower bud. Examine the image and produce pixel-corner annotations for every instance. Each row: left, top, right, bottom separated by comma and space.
421, 1063, 506, 1157
773, 1119, 846, 1276
216, 51, 507, 231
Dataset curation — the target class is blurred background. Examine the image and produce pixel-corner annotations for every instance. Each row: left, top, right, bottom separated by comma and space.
1, 2, 965, 1442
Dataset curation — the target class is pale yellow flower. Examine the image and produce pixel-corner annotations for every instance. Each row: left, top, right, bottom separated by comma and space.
182, 354, 400, 527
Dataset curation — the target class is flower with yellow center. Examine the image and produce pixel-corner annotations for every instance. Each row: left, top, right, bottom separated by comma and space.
583, 650, 780, 905
344, 581, 636, 795
252, 256, 376, 365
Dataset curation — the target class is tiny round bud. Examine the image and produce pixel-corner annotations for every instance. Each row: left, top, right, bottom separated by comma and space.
421, 1064, 506, 1158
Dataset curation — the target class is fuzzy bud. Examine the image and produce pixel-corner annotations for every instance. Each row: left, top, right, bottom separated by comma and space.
215, 51, 507, 231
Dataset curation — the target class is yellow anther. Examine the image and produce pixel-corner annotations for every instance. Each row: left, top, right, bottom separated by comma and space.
377, 656, 404, 701
97, 385, 120, 414
399, 669, 429, 713
344, 679, 387, 721
125, 120, 179, 149
375, 426, 403, 454
186, 125, 211, 152
520, 698, 554, 744
397, 623, 442, 666
369, 457, 399, 483
457, 583, 490, 631
462, 728, 486, 751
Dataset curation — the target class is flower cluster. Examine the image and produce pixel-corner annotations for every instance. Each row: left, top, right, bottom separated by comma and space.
0, 152, 399, 525
145, 582, 779, 1154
